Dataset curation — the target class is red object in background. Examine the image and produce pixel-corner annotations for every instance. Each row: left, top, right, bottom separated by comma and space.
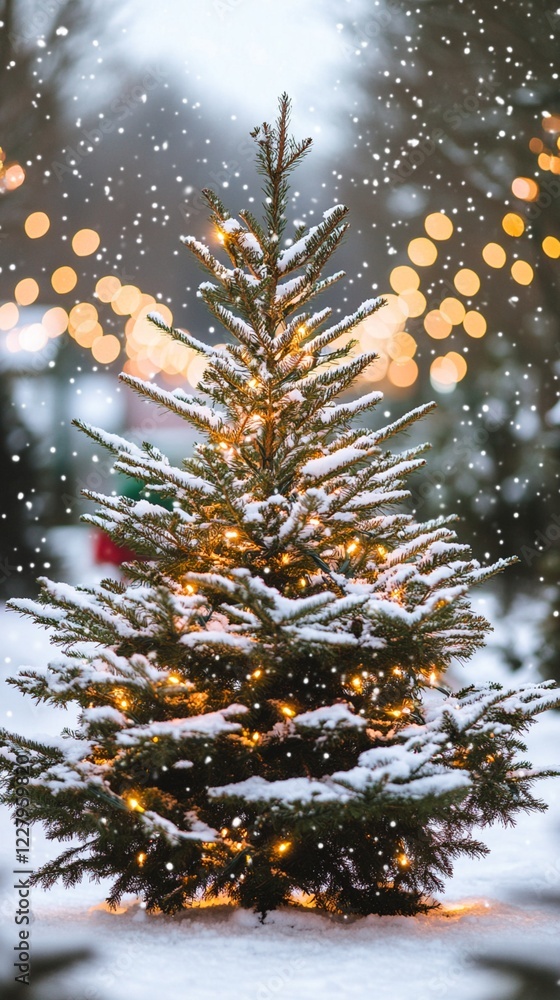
93, 531, 137, 566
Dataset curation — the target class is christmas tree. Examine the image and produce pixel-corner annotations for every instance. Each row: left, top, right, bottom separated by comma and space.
1, 96, 558, 917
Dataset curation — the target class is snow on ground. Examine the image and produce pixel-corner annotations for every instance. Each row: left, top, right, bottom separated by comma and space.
0, 573, 559, 1000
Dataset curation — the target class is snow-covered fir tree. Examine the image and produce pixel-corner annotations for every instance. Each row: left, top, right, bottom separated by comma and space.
1, 96, 558, 917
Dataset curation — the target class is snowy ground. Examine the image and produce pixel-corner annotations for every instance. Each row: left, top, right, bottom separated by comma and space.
1, 569, 559, 1000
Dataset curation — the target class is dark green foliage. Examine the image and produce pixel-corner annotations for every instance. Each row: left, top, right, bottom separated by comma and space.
1, 96, 559, 918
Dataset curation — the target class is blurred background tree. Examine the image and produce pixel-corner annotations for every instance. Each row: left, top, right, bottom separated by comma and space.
328, 0, 560, 674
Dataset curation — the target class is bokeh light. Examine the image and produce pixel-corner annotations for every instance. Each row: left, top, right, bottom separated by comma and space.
511, 177, 539, 201
24, 211, 50, 239
4, 164, 25, 190
397, 289, 426, 318
387, 332, 417, 360
0, 302, 19, 330
69, 302, 98, 337
19, 323, 48, 352
482, 242, 506, 268
424, 213, 453, 240
15, 278, 39, 306
72, 228, 101, 256
389, 265, 420, 293
95, 275, 122, 302
51, 266, 78, 294
543, 114, 560, 132
424, 310, 452, 339
388, 357, 418, 388
453, 268, 480, 296
75, 322, 103, 348
91, 335, 121, 364
502, 213, 525, 237
463, 310, 487, 338
112, 284, 142, 316
407, 237, 437, 266
511, 260, 534, 285
440, 297, 466, 325
542, 236, 560, 258
430, 353, 467, 392
42, 306, 68, 338
447, 352, 467, 380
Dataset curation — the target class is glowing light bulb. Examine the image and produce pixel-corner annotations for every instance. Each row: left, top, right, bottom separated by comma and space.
398, 854, 409, 867
152, 737, 159, 743
377, 545, 387, 557
252, 732, 260, 742
137, 852, 146, 866
185, 584, 195, 595
128, 797, 144, 813
429, 670, 437, 686
225, 529, 239, 539
351, 677, 362, 690
281, 706, 295, 718
347, 541, 358, 554
168, 675, 180, 685
252, 669, 262, 679
277, 841, 291, 854
392, 667, 402, 676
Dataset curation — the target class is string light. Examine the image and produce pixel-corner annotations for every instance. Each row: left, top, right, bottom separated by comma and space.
252, 732, 260, 742
346, 541, 359, 554
276, 841, 291, 854
429, 670, 437, 686
377, 545, 387, 557
351, 677, 362, 690
224, 529, 239, 539
127, 796, 144, 813
168, 675, 180, 685
252, 669, 263, 679
281, 706, 295, 718
398, 854, 409, 867
137, 852, 146, 866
